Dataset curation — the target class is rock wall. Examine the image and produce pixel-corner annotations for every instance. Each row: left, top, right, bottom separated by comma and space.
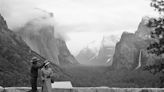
56, 38, 78, 65
17, 14, 78, 65
18, 23, 60, 65
1, 87, 164, 92
112, 17, 156, 70
0, 13, 70, 87
112, 32, 149, 69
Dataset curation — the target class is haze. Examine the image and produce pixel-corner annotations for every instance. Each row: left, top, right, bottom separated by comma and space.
0, 0, 158, 55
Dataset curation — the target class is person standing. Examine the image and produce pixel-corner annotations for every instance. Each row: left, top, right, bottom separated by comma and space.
30, 57, 46, 92
41, 61, 53, 92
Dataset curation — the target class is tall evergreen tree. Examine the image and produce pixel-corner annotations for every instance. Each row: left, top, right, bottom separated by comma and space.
145, 0, 164, 87
146, 0, 164, 71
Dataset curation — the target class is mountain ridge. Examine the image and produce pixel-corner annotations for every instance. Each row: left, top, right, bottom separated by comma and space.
16, 13, 78, 66
0, 13, 70, 87
112, 16, 157, 70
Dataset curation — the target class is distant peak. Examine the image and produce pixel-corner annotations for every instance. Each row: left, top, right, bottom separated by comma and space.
141, 16, 150, 25
0, 14, 8, 29
121, 31, 133, 37
140, 16, 155, 26
135, 16, 154, 39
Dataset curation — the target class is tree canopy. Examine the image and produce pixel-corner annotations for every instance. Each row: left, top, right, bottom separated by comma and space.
147, 0, 164, 62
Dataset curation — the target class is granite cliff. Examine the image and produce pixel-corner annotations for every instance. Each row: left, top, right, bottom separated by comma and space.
17, 13, 78, 66
0, 14, 69, 87
112, 17, 157, 70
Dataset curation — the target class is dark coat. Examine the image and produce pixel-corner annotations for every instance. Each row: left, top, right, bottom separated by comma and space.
30, 63, 45, 78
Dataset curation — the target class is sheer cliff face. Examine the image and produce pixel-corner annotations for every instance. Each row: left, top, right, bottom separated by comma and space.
0, 14, 71, 86
17, 16, 78, 66
112, 32, 148, 69
0, 14, 39, 86
18, 22, 60, 65
56, 38, 78, 65
112, 17, 153, 70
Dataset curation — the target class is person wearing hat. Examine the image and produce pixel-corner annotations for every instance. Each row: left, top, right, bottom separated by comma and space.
30, 57, 47, 92
41, 61, 53, 92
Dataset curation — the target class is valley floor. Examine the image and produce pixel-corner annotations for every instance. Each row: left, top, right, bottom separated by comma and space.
61, 64, 161, 88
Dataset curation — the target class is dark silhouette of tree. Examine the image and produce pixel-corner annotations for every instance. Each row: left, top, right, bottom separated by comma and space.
150, 0, 164, 14
148, 0, 164, 54
144, 0, 164, 87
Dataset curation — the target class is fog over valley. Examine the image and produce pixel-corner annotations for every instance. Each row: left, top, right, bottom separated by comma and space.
0, 0, 158, 56
0, 0, 163, 88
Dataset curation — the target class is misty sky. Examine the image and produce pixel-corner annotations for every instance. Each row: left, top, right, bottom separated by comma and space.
0, 0, 158, 55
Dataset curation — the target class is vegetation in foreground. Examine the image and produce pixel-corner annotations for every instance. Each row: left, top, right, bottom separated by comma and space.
62, 64, 160, 88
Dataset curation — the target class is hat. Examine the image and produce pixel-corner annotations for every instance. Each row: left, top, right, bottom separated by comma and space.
45, 62, 50, 66
44, 60, 49, 63
31, 57, 39, 63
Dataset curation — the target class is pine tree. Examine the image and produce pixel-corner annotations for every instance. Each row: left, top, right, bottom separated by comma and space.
148, 0, 164, 55
146, 0, 164, 70
145, 0, 164, 87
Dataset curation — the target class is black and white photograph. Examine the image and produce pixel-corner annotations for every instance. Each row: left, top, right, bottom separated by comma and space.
0, 0, 164, 92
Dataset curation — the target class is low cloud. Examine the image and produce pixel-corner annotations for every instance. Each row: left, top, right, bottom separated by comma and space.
0, 0, 158, 54
0, 0, 69, 40
0, 0, 157, 33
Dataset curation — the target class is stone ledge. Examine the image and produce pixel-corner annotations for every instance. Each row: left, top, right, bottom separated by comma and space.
0, 87, 164, 92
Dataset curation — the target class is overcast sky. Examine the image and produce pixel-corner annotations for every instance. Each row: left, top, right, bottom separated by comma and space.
0, 0, 158, 55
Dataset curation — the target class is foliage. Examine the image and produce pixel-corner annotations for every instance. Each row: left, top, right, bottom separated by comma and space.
145, 0, 164, 70
147, 0, 164, 54
151, 0, 164, 14
62, 65, 160, 87
144, 0, 164, 87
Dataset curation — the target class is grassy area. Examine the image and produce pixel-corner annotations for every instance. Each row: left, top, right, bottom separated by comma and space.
61, 65, 160, 88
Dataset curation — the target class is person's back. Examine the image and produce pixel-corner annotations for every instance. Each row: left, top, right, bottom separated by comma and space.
30, 57, 46, 92
31, 63, 40, 78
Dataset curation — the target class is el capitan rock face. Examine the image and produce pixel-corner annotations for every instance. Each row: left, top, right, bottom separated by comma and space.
0, 13, 161, 88
0, 14, 70, 86
112, 17, 154, 70
17, 14, 78, 66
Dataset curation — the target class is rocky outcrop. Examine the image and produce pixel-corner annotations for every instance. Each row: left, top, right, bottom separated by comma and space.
135, 16, 154, 39
112, 32, 149, 69
112, 17, 155, 70
0, 15, 7, 29
0, 14, 69, 87
17, 13, 78, 66
56, 39, 78, 65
